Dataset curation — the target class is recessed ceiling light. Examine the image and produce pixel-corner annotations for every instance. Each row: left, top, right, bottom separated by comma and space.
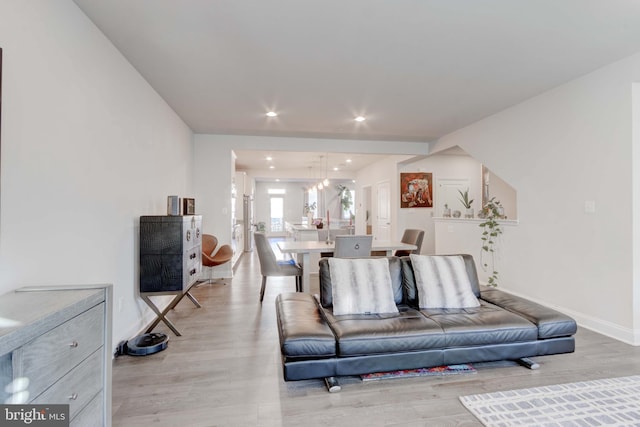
346, 159, 352, 163
333, 167, 339, 171
266, 112, 278, 117
266, 156, 273, 161
269, 165, 275, 169
354, 116, 366, 122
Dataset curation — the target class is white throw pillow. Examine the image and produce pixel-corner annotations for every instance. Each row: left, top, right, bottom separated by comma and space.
409, 255, 480, 309
328, 257, 399, 316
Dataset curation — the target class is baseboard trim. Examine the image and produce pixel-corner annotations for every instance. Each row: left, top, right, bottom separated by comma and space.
495, 287, 638, 346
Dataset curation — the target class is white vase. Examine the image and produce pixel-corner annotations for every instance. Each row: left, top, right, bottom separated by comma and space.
465, 208, 474, 219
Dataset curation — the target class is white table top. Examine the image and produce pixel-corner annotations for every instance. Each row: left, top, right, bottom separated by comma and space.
277, 240, 417, 253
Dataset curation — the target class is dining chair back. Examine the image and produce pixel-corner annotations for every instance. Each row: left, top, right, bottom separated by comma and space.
253, 232, 302, 302
395, 229, 425, 256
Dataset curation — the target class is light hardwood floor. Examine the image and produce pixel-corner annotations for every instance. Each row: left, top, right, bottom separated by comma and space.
112, 250, 640, 426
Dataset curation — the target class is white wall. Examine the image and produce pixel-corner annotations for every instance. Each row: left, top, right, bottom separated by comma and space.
484, 168, 518, 220
354, 155, 414, 240
193, 140, 233, 242
432, 52, 640, 344
0, 1, 193, 349
434, 218, 519, 284
633, 83, 640, 339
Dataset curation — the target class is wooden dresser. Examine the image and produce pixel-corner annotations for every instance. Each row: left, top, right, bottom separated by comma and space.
0, 285, 112, 426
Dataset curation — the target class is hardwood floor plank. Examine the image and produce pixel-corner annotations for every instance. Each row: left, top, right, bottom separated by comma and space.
112, 249, 640, 426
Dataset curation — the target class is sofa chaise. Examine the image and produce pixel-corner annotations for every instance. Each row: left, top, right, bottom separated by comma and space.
275, 254, 577, 392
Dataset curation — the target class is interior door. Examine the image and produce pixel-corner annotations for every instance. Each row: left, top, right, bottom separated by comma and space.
362, 185, 372, 234
270, 196, 284, 233
376, 181, 391, 241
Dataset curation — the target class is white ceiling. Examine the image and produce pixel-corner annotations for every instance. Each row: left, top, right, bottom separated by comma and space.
73, 0, 640, 169
234, 150, 391, 174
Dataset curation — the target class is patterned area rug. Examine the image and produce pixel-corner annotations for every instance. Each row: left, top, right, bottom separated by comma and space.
361, 364, 476, 381
460, 375, 640, 426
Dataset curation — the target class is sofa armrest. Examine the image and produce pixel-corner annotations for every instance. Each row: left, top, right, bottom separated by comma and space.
276, 292, 336, 360
480, 286, 577, 339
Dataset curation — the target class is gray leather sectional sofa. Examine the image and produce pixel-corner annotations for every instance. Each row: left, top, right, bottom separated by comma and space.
275, 255, 577, 391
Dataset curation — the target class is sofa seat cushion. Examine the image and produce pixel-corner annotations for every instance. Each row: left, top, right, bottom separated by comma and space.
276, 293, 336, 360
422, 301, 538, 347
323, 306, 446, 357
480, 287, 578, 339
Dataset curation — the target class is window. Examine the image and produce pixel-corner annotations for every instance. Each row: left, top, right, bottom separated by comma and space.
342, 189, 355, 220
270, 197, 284, 232
307, 188, 318, 213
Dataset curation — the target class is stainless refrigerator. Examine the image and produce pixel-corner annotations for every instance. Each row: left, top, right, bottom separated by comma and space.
243, 195, 254, 252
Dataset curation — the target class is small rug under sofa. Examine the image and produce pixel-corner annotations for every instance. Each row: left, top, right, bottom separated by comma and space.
361, 364, 476, 381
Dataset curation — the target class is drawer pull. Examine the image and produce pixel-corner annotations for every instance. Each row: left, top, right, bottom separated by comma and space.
190, 268, 197, 276
69, 341, 79, 348
68, 393, 78, 401
190, 253, 196, 260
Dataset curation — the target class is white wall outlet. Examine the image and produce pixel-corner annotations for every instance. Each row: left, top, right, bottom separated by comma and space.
584, 200, 596, 214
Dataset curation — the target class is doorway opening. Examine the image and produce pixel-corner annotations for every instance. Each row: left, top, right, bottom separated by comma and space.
270, 197, 284, 233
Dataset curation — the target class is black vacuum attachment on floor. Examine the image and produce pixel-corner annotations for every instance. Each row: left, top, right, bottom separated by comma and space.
116, 333, 169, 357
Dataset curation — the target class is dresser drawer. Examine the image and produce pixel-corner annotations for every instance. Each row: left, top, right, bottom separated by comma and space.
185, 245, 200, 264
32, 349, 102, 420
183, 246, 201, 287
71, 390, 103, 427
13, 303, 104, 399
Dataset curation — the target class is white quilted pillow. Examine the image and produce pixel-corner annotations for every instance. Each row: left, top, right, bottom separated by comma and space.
328, 257, 399, 316
409, 255, 480, 309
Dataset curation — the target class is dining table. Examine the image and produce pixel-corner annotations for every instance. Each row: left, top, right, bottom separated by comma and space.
276, 240, 417, 292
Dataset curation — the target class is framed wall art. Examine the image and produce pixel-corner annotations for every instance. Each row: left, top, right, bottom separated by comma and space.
183, 198, 195, 215
400, 172, 433, 208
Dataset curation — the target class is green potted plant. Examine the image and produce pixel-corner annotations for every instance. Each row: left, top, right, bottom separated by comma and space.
336, 184, 353, 213
303, 201, 316, 215
303, 201, 316, 224
458, 188, 474, 218
478, 197, 504, 287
